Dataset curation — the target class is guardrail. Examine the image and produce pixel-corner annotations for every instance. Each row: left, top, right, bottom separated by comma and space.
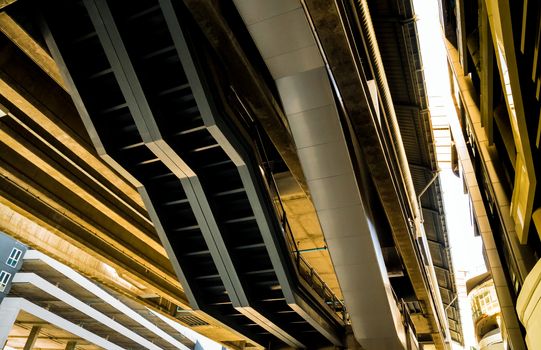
252, 125, 348, 322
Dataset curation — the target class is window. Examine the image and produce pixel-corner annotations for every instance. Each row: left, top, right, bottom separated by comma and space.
0, 270, 12, 292
6, 248, 22, 268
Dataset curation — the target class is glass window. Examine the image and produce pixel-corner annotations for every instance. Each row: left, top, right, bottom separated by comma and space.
0, 270, 12, 292
6, 248, 22, 268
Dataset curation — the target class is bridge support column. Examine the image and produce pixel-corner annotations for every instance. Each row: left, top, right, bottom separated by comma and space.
0, 298, 20, 348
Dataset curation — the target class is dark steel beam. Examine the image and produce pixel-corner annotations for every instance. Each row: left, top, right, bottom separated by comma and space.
82, 1, 306, 346
181, 0, 310, 198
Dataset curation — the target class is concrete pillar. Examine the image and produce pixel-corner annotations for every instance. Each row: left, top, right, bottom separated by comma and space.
0, 298, 20, 348
22, 325, 41, 350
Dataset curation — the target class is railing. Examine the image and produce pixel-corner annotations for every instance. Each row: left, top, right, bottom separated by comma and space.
281, 205, 348, 321
399, 298, 419, 350
252, 125, 348, 322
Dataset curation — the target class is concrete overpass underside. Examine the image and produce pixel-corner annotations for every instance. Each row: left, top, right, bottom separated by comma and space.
0, 1, 462, 349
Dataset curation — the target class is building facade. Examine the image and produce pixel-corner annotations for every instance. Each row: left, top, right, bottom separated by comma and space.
0, 239, 197, 350
467, 273, 504, 350
439, 0, 541, 349
0, 232, 26, 303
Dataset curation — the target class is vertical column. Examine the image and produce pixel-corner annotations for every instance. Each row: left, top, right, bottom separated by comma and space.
22, 325, 41, 350
65, 340, 77, 350
0, 298, 20, 348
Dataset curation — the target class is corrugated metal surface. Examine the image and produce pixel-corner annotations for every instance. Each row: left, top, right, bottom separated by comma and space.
368, 0, 463, 344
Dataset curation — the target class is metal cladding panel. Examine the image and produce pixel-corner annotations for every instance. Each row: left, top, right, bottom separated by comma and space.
233, 1, 409, 348
279, 67, 406, 350
41, 0, 348, 347
40, 2, 283, 347
396, 109, 428, 167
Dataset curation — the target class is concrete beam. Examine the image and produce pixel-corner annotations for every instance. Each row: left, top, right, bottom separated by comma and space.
0, 155, 179, 291
0, 122, 166, 258
455, 0, 468, 74
0, 13, 65, 89
24, 250, 194, 350
479, 1, 494, 142
0, 40, 146, 216
0, 0, 16, 10
13, 273, 186, 350
1, 298, 126, 350
0, 192, 189, 311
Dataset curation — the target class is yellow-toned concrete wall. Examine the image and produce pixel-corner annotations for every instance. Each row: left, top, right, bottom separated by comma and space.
534, 208, 541, 242
517, 258, 541, 350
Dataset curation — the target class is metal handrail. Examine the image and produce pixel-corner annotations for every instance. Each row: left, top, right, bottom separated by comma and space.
252, 125, 348, 322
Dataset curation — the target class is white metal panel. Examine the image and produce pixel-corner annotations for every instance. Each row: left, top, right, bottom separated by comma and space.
316, 205, 370, 239
246, 8, 315, 60
287, 104, 342, 149
233, 0, 300, 25
276, 68, 334, 115
297, 141, 350, 181
325, 236, 367, 268
265, 45, 323, 79
307, 173, 360, 210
